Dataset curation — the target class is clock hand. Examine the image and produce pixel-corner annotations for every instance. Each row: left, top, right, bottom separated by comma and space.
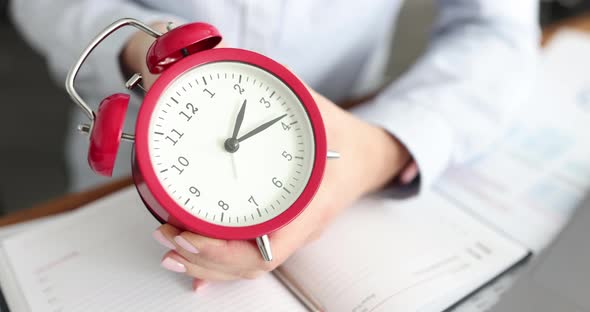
230, 153, 239, 179
224, 99, 247, 153
232, 99, 247, 139
237, 114, 288, 143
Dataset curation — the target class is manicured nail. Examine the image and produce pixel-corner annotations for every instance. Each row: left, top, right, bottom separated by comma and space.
192, 278, 207, 292
152, 230, 175, 249
161, 257, 186, 273
175, 236, 199, 254
400, 163, 419, 184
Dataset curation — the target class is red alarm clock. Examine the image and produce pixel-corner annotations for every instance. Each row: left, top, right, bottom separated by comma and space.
65, 18, 339, 261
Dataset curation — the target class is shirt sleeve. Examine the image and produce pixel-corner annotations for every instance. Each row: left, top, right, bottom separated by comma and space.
352, 0, 540, 189
10, 0, 185, 105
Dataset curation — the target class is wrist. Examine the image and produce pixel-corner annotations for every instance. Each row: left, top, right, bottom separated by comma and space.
361, 124, 411, 193
120, 22, 169, 76
324, 105, 410, 197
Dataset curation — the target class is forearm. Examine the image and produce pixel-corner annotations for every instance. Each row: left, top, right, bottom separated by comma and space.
120, 22, 169, 85
317, 92, 410, 197
120, 21, 168, 73
354, 0, 540, 189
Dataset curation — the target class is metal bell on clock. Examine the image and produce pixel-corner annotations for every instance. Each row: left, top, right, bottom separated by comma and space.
146, 22, 222, 74
85, 93, 129, 176
65, 19, 163, 176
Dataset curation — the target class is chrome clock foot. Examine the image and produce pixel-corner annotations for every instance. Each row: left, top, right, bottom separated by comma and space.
327, 150, 340, 159
256, 234, 273, 262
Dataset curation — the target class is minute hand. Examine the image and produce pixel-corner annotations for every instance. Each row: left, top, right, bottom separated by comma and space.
237, 114, 288, 143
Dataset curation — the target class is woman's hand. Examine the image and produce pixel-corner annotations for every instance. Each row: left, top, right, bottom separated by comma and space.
120, 22, 167, 88
152, 88, 410, 290
122, 23, 411, 290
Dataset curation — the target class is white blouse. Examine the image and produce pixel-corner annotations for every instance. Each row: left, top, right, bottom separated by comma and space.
11, 0, 540, 191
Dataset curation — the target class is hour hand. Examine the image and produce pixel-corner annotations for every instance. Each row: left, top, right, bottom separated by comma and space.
224, 99, 247, 153
232, 99, 247, 139
237, 114, 287, 143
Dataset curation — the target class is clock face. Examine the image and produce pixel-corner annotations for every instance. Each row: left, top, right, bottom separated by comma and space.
147, 61, 316, 227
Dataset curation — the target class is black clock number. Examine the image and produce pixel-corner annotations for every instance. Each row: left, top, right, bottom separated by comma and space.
260, 97, 271, 108
218, 200, 229, 211
248, 195, 259, 207
171, 156, 189, 174
233, 84, 245, 95
281, 122, 291, 131
179, 103, 198, 122
272, 177, 283, 188
189, 186, 201, 197
165, 129, 184, 145
203, 88, 216, 98
282, 151, 292, 161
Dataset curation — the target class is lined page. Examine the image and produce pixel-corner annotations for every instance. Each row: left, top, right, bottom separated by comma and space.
428, 30, 590, 312
436, 30, 590, 253
282, 193, 528, 312
0, 188, 305, 312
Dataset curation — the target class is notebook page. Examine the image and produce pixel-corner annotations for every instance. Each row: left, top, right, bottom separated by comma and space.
281, 193, 528, 312
428, 30, 590, 312
0, 214, 71, 311
0, 214, 64, 241
0, 187, 305, 312
436, 30, 590, 253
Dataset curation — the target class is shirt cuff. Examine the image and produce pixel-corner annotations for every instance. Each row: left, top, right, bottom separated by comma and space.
352, 100, 454, 191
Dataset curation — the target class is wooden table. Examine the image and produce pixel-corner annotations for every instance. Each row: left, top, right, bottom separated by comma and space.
0, 177, 133, 227
2, 14, 590, 227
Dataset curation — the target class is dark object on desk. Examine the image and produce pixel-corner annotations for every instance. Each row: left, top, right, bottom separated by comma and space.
0, 0, 7, 24
491, 194, 590, 311
0, 287, 7, 312
0, 191, 4, 215
542, 0, 590, 25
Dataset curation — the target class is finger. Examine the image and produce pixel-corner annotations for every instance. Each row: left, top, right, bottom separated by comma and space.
157, 225, 275, 276
155, 224, 261, 276
156, 225, 231, 271
192, 278, 207, 291
171, 234, 234, 272
160, 250, 239, 281
176, 231, 276, 272
215, 40, 227, 48
152, 223, 181, 249
156, 224, 218, 271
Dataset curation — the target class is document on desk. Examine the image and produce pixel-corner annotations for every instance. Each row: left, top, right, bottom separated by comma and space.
0, 187, 529, 312
436, 30, 590, 254
436, 30, 590, 311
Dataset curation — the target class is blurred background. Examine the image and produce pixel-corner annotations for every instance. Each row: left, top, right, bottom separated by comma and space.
0, 0, 589, 215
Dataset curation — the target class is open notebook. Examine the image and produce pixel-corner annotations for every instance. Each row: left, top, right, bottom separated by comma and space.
3, 29, 590, 312
0, 187, 529, 312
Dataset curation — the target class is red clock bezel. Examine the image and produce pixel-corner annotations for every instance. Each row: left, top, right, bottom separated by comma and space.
135, 48, 327, 240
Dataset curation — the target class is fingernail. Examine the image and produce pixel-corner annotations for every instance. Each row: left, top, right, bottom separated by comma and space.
174, 236, 199, 254
400, 164, 419, 185
192, 278, 207, 292
400, 171, 416, 184
174, 235, 199, 253
152, 230, 175, 249
161, 257, 186, 273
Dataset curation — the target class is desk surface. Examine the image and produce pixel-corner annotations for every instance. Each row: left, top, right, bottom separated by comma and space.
1, 14, 590, 227
0, 177, 133, 227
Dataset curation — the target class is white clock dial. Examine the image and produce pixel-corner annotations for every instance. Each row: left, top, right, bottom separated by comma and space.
148, 61, 316, 226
